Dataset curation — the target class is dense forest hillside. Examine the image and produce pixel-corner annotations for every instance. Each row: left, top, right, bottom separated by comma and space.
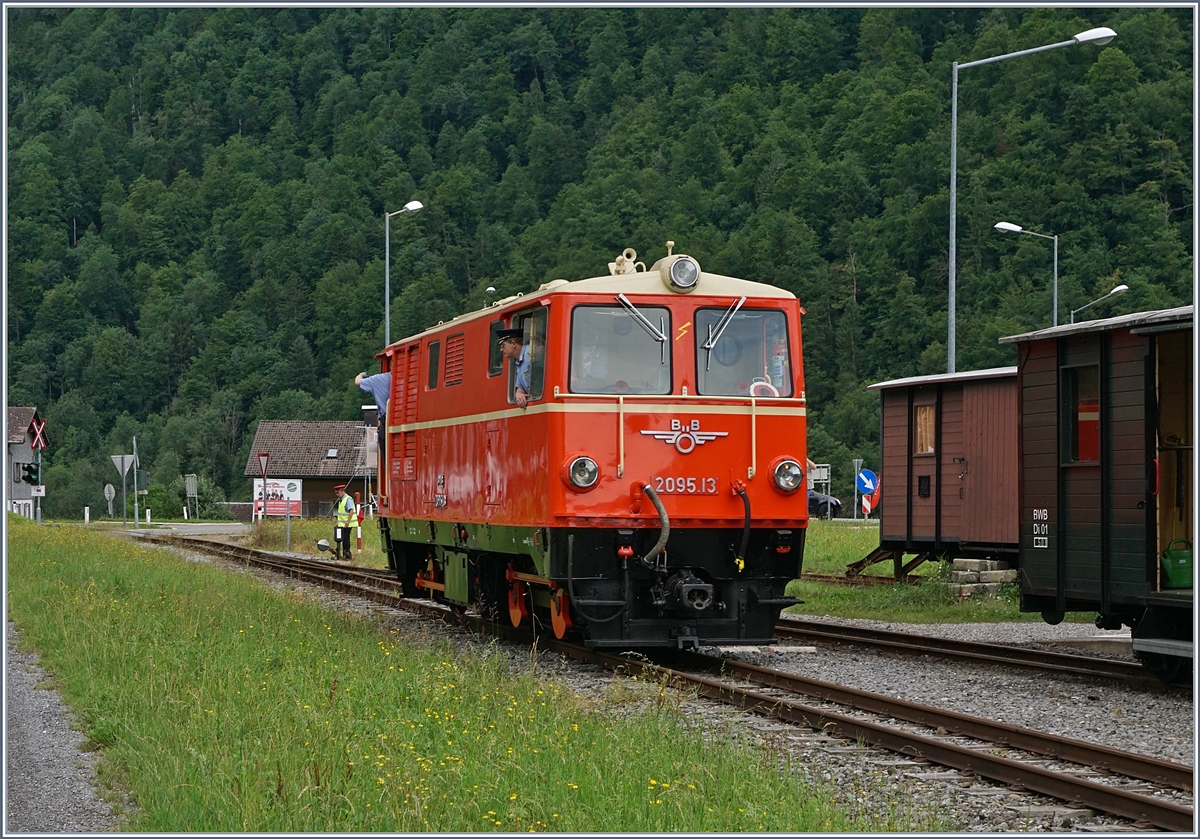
6, 7, 1192, 514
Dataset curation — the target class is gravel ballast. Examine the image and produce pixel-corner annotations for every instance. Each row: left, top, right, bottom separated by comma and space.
5, 622, 127, 834
6, 551, 1194, 833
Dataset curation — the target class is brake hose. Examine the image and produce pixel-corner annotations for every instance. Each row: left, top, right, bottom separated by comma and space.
734, 487, 751, 572
641, 485, 670, 566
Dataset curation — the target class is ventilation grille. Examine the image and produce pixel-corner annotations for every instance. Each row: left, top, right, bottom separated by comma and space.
444, 333, 465, 386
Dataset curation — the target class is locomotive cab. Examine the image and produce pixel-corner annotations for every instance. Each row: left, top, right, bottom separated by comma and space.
376, 244, 810, 649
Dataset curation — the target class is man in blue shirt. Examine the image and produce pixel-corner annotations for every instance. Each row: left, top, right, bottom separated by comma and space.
356, 370, 395, 478
497, 327, 530, 407
356, 371, 392, 419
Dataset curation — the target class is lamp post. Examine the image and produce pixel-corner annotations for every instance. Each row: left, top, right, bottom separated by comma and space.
994, 221, 1060, 326
948, 26, 1116, 372
384, 199, 423, 347
1071, 284, 1129, 323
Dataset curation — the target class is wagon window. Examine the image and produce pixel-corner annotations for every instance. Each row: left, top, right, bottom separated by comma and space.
914, 405, 935, 455
1064, 365, 1100, 463
694, 307, 792, 397
569, 304, 672, 394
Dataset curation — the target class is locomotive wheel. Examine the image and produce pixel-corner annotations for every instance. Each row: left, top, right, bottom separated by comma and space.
508, 581, 529, 627
549, 589, 572, 639
398, 545, 427, 598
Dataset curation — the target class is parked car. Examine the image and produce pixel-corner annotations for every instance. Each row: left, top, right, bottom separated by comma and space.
808, 489, 842, 518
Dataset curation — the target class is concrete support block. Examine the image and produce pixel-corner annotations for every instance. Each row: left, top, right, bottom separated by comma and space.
979, 569, 1018, 583
951, 582, 1004, 597
951, 570, 979, 583
953, 559, 999, 572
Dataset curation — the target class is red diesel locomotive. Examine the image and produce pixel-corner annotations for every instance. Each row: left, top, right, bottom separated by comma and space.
374, 243, 809, 649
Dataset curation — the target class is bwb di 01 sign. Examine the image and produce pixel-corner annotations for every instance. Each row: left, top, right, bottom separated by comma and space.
1032, 507, 1049, 548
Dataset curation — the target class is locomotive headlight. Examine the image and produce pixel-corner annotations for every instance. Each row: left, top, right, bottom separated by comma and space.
772, 459, 804, 493
566, 456, 599, 490
658, 255, 701, 293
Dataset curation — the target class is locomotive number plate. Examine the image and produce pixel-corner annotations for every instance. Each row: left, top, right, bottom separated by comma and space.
651, 476, 718, 495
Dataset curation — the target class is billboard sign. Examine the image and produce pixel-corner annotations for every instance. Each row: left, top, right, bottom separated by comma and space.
254, 478, 302, 516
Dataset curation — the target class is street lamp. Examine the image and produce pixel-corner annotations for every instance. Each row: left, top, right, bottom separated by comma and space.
948, 26, 1116, 372
384, 199, 424, 347
994, 221, 1060, 326
1070, 284, 1128, 323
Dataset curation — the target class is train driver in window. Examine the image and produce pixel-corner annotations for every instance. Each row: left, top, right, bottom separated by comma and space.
497, 327, 530, 408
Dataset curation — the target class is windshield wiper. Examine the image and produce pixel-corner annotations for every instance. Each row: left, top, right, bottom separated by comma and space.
616, 294, 668, 363
703, 296, 746, 370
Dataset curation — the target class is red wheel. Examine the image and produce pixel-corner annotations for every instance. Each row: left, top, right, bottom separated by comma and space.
508, 580, 528, 627
550, 589, 572, 639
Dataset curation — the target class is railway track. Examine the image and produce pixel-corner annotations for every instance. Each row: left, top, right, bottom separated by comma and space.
774, 617, 1154, 684
137, 534, 1195, 831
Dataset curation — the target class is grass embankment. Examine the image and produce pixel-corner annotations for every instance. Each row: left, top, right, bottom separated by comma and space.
792, 518, 1088, 624
6, 517, 945, 832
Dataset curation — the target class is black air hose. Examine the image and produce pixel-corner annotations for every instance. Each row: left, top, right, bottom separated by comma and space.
734, 487, 751, 571
641, 485, 670, 567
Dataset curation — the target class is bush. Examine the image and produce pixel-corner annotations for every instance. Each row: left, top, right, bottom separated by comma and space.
143, 474, 232, 521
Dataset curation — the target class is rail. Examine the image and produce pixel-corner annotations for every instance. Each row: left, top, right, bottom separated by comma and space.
775, 618, 1154, 684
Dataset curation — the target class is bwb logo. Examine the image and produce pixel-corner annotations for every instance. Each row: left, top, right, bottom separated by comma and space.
641, 419, 729, 454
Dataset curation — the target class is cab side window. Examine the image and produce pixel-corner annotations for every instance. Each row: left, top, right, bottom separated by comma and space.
507, 308, 548, 404
487, 320, 505, 376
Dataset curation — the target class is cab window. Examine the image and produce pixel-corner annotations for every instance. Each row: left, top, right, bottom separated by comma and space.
695, 306, 793, 397
487, 320, 505, 376
507, 308, 547, 404
569, 303, 671, 394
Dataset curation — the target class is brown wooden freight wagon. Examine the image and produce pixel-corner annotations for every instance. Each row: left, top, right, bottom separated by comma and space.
852, 367, 1019, 579
999, 305, 1193, 683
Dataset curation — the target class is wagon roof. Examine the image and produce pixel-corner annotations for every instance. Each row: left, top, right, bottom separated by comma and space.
866, 366, 1017, 391
998, 305, 1193, 344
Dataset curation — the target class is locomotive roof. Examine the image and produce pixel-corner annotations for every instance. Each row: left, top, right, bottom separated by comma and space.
998, 305, 1193, 344
380, 265, 796, 353
867, 366, 1017, 391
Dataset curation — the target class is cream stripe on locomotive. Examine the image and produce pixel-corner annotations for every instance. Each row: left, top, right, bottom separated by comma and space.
388, 399, 807, 434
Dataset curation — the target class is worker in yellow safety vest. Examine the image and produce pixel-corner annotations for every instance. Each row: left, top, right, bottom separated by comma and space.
333, 484, 356, 560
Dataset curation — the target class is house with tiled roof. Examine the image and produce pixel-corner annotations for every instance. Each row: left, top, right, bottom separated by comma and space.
7, 407, 43, 520
242, 420, 376, 517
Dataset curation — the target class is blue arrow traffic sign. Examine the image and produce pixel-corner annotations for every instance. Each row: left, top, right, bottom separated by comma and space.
856, 469, 877, 495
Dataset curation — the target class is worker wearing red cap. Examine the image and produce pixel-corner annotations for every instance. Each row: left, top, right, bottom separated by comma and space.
333, 484, 356, 561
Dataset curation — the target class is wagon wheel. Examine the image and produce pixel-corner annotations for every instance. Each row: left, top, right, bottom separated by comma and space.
549, 588, 572, 639
1138, 651, 1192, 684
